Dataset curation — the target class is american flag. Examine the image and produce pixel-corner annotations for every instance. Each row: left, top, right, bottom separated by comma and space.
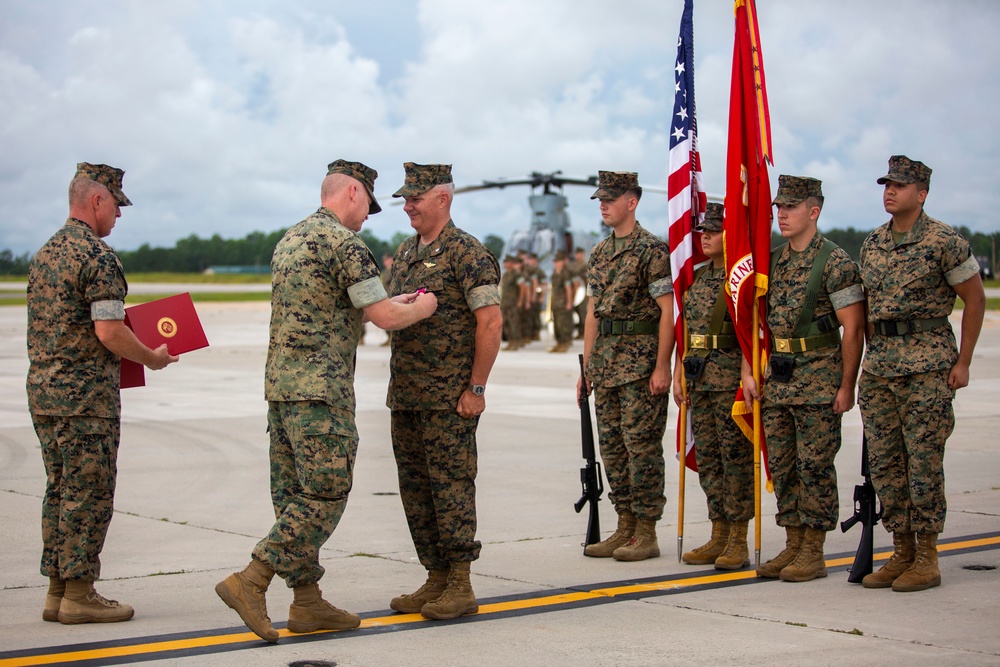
667, 0, 706, 471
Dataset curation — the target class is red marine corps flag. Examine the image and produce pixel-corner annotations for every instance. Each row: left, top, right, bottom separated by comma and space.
667, 0, 709, 561
722, 0, 773, 564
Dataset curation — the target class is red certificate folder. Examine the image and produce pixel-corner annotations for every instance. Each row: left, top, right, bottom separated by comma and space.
120, 292, 209, 388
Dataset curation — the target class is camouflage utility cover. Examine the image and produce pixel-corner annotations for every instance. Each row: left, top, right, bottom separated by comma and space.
586, 222, 672, 387
860, 211, 979, 377
696, 202, 724, 232
590, 170, 641, 200
765, 233, 863, 405
26, 219, 127, 417
876, 155, 932, 188
387, 221, 501, 410
327, 159, 381, 214
392, 162, 453, 198
73, 162, 132, 206
265, 207, 385, 409
772, 175, 822, 206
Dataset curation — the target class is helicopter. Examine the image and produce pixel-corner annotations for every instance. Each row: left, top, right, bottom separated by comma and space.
453, 171, 600, 270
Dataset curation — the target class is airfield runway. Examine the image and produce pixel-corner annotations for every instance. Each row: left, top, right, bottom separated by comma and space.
1, 300, 998, 666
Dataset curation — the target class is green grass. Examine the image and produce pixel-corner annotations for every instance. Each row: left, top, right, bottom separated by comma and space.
124, 292, 271, 304
0, 272, 271, 284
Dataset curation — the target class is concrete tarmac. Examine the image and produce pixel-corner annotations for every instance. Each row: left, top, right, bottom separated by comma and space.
1, 302, 999, 666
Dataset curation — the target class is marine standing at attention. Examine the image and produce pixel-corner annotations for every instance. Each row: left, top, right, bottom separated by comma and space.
549, 249, 575, 353
386, 163, 502, 620
216, 160, 437, 643
742, 175, 865, 583
672, 203, 754, 570
578, 170, 674, 562
858, 155, 985, 592
27, 163, 178, 624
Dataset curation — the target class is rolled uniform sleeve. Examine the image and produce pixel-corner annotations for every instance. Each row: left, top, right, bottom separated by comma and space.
348, 276, 388, 309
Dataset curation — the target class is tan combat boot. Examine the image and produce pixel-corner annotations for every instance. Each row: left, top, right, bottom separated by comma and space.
613, 518, 660, 561
779, 527, 828, 582
390, 569, 449, 613
287, 583, 360, 633
862, 531, 916, 589
421, 562, 479, 620
891, 533, 941, 592
682, 519, 731, 565
43, 577, 65, 622
215, 559, 279, 643
756, 525, 805, 578
584, 511, 637, 558
714, 521, 750, 570
57, 580, 135, 624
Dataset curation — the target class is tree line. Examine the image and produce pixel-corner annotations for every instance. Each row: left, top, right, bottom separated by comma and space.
1, 227, 996, 276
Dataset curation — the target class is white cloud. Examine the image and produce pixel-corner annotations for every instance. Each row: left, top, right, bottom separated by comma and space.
1, 0, 998, 258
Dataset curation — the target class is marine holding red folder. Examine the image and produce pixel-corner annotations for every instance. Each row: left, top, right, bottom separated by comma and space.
25, 162, 180, 625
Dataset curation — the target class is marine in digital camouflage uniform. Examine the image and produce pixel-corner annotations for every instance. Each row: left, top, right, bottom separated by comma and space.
858, 156, 985, 592
742, 176, 865, 583
569, 246, 589, 339
386, 162, 502, 620
548, 250, 575, 352
578, 171, 674, 562
27, 163, 177, 625
671, 203, 753, 570
500, 254, 524, 350
216, 160, 437, 643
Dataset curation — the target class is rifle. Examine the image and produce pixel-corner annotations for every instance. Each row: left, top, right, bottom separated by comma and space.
574, 354, 604, 550
840, 435, 882, 583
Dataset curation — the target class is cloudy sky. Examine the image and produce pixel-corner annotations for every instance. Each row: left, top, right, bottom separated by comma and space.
1, 0, 997, 255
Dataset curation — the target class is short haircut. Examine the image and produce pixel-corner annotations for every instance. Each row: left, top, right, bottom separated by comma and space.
68, 177, 107, 207
806, 195, 824, 212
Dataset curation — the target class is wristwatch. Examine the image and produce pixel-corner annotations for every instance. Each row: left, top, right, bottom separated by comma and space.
469, 384, 486, 396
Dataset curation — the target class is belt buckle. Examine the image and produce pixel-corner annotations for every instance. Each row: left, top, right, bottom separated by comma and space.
690, 334, 706, 349
625, 321, 634, 334
775, 338, 791, 353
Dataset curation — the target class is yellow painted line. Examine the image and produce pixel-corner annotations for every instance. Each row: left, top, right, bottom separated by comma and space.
4, 533, 999, 667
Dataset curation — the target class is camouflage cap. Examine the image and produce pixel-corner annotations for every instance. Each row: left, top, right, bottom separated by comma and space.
554, 250, 568, 261
502, 254, 519, 263
74, 162, 132, 206
327, 159, 381, 214
695, 202, 725, 232
392, 162, 454, 198
772, 175, 823, 206
876, 155, 932, 189
590, 170, 642, 200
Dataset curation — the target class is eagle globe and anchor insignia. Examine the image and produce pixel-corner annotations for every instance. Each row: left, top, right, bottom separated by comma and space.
157, 316, 179, 338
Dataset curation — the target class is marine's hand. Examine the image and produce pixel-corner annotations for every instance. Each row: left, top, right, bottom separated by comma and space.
741, 373, 759, 411
147, 344, 179, 371
948, 361, 971, 390
577, 375, 591, 402
648, 366, 671, 396
413, 291, 438, 317
671, 373, 688, 408
457, 389, 485, 419
832, 385, 855, 414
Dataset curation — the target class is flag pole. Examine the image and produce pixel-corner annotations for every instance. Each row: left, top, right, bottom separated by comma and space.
752, 298, 762, 567
677, 318, 690, 562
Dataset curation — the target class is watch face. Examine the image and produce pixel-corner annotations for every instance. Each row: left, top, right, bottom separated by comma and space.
471, 385, 485, 396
